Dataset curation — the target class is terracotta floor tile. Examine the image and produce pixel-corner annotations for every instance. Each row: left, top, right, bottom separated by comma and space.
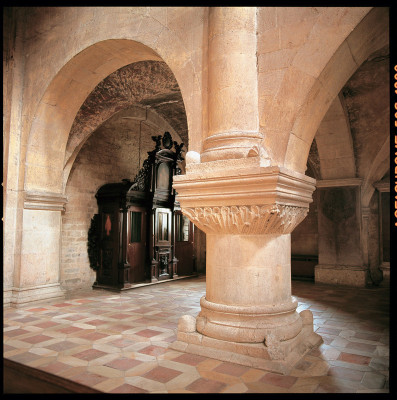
3, 277, 389, 394
33, 321, 60, 329
79, 332, 110, 341
110, 383, 149, 393
260, 372, 298, 389
58, 326, 85, 334
337, 352, 371, 365
138, 345, 167, 357
143, 366, 182, 383
172, 353, 208, 366
185, 377, 227, 393
4, 328, 31, 337
105, 357, 143, 371
73, 348, 109, 361
53, 303, 74, 307
213, 362, 251, 377
21, 334, 54, 344
135, 328, 163, 338
39, 361, 73, 374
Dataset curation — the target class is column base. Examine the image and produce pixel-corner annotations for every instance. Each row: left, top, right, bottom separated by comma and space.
10, 283, 66, 308
170, 310, 322, 375
315, 264, 369, 287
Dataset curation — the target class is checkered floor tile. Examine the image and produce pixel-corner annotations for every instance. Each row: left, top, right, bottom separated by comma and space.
3, 276, 390, 393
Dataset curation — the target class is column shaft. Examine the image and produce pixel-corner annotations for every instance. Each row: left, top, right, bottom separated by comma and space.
202, 7, 262, 162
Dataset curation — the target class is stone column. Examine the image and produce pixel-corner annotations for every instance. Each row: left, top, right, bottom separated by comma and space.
171, 163, 322, 374
10, 191, 67, 307
201, 7, 264, 163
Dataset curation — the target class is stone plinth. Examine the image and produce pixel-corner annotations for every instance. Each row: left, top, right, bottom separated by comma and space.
170, 157, 322, 374
315, 264, 368, 287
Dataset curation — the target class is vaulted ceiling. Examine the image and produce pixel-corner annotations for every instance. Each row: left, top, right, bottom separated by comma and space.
69, 45, 389, 185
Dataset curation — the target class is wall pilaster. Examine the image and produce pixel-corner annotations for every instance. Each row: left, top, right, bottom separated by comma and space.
9, 191, 68, 307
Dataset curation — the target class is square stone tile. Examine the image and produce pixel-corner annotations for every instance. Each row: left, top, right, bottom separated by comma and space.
8, 351, 42, 364
327, 366, 365, 381
135, 329, 163, 338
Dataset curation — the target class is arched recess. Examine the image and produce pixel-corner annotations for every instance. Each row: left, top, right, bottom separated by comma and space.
62, 60, 188, 191
315, 94, 356, 180
283, 7, 389, 174
24, 39, 192, 195
361, 135, 390, 208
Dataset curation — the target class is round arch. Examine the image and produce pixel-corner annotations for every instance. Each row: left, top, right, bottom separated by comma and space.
24, 38, 195, 195
283, 7, 389, 174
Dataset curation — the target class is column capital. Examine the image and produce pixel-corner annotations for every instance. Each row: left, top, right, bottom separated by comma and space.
24, 190, 68, 211
173, 161, 315, 235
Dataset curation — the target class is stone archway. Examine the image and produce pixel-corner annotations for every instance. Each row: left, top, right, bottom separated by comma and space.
14, 37, 194, 306
283, 7, 389, 173
25, 40, 163, 194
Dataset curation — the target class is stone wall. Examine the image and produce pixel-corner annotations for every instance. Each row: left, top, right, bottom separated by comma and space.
60, 108, 182, 291
291, 190, 318, 257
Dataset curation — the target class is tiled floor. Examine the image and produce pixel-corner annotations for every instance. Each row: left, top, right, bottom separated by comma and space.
3, 276, 390, 393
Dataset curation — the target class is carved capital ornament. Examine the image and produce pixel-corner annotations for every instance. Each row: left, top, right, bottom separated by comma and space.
173, 163, 316, 235
182, 204, 308, 235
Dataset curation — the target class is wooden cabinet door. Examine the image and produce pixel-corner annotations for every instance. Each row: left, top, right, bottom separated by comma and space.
175, 212, 194, 276
127, 207, 147, 283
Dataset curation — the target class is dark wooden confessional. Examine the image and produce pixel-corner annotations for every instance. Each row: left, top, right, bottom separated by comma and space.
88, 132, 195, 291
